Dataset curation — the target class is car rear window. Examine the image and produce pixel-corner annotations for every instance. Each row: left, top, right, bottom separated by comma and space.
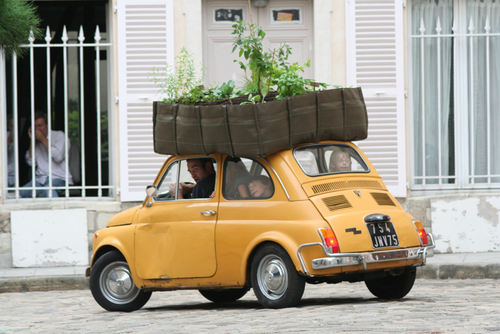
293, 144, 369, 176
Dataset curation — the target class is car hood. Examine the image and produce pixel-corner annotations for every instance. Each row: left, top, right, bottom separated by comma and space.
106, 206, 140, 227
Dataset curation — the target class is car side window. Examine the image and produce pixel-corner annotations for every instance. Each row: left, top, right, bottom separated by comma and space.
223, 157, 274, 200
155, 161, 179, 201
155, 157, 217, 201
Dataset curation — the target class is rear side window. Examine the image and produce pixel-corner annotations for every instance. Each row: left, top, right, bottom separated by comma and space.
294, 144, 369, 176
223, 157, 274, 200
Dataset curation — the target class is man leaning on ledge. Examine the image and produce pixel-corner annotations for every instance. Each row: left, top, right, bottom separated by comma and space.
20, 112, 73, 198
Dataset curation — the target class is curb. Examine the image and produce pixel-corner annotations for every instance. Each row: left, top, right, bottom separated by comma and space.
417, 264, 500, 279
0, 276, 89, 293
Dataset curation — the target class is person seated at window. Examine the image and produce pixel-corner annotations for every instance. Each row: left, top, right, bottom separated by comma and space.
329, 149, 352, 172
20, 112, 73, 198
248, 175, 273, 199
224, 157, 250, 199
170, 158, 216, 199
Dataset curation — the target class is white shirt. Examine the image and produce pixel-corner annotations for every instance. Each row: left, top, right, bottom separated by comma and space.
25, 130, 73, 185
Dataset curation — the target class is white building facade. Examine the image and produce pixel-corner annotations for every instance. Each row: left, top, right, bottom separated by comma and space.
0, 0, 499, 268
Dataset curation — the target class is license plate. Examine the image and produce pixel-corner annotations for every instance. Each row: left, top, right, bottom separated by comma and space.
366, 221, 400, 249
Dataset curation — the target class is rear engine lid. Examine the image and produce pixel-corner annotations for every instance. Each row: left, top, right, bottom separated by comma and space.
309, 189, 421, 253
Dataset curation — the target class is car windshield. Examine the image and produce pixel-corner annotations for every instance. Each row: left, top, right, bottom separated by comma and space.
293, 144, 369, 176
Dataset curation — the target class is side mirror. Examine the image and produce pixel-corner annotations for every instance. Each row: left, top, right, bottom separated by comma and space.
145, 185, 157, 207
146, 185, 158, 197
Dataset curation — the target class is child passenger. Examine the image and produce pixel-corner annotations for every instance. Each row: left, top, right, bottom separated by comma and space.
329, 149, 352, 172
248, 175, 273, 198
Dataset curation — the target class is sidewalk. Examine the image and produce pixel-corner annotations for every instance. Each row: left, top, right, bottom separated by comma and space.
0, 252, 499, 293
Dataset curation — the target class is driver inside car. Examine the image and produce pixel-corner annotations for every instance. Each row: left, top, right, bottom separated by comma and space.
169, 158, 216, 199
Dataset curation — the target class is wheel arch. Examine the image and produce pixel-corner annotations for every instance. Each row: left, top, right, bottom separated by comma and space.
91, 245, 123, 266
244, 236, 304, 286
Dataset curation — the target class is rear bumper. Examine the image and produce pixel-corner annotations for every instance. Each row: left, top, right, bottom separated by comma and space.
298, 234, 436, 277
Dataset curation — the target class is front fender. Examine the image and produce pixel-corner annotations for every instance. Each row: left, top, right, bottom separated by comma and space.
91, 225, 145, 287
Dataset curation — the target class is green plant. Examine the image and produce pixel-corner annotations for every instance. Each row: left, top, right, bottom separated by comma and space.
231, 21, 292, 102
240, 94, 261, 105
149, 47, 204, 104
0, 0, 42, 58
276, 72, 305, 99
213, 80, 236, 99
150, 21, 330, 106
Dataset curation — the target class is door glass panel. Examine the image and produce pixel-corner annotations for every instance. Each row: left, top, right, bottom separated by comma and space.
214, 8, 244, 22
271, 8, 301, 22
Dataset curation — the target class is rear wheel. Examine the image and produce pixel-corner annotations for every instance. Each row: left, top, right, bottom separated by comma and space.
251, 244, 305, 308
90, 250, 152, 312
365, 267, 416, 299
199, 287, 250, 303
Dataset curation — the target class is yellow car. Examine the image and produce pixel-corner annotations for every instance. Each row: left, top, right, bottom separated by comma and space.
89, 141, 434, 311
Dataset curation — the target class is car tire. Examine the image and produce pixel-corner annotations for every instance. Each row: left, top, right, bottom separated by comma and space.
198, 287, 250, 303
251, 243, 306, 308
365, 267, 417, 299
90, 250, 152, 312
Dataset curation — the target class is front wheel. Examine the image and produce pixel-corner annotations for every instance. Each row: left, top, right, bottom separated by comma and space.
90, 250, 152, 312
199, 287, 250, 303
365, 267, 417, 299
251, 244, 305, 308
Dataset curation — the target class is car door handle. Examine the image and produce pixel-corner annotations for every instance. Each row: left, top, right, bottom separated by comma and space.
200, 210, 216, 216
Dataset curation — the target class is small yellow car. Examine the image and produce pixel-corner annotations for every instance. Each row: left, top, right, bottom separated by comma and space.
89, 141, 434, 311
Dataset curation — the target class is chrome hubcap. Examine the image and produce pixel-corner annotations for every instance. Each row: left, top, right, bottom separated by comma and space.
100, 261, 140, 304
257, 255, 288, 300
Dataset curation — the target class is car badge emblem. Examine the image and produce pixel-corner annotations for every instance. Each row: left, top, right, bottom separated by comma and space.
353, 189, 361, 197
346, 228, 362, 235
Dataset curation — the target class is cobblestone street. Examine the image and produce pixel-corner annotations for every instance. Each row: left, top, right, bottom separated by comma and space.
1, 279, 500, 333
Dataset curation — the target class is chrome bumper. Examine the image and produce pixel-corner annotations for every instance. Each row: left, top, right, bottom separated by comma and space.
297, 234, 435, 277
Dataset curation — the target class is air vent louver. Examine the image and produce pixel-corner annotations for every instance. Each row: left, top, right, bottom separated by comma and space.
370, 192, 396, 206
311, 180, 383, 194
322, 195, 353, 211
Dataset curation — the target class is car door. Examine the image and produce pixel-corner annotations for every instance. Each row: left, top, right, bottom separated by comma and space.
134, 155, 220, 279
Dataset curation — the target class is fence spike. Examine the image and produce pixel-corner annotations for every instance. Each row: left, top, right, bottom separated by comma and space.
452, 18, 457, 33
29, 29, 35, 44
78, 26, 85, 43
436, 16, 442, 34
419, 17, 426, 34
62, 26, 69, 43
94, 26, 102, 43
45, 26, 52, 44
484, 16, 491, 33
468, 16, 475, 33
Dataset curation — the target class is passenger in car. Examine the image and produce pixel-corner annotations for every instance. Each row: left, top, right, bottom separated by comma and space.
224, 157, 250, 199
248, 175, 273, 198
329, 149, 352, 172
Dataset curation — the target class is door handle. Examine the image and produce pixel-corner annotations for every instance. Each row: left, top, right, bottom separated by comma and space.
200, 210, 216, 216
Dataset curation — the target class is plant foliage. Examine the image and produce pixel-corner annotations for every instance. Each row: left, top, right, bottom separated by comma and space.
0, 0, 42, 58
149, 47, 204, 104
150, 21, 333, 105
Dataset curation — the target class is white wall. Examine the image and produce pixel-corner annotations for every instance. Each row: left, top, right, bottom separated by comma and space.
431, 195, 500, 253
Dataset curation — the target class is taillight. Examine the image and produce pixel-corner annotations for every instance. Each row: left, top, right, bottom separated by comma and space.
413, 220, 429, 246
319, 228, 339, 253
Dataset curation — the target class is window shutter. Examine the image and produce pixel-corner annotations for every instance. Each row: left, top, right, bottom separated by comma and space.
345, 0, 406, 197
117, 0, 174, 201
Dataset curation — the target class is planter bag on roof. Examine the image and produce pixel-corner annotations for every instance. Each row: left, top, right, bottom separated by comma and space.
153, 87, 368, 157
